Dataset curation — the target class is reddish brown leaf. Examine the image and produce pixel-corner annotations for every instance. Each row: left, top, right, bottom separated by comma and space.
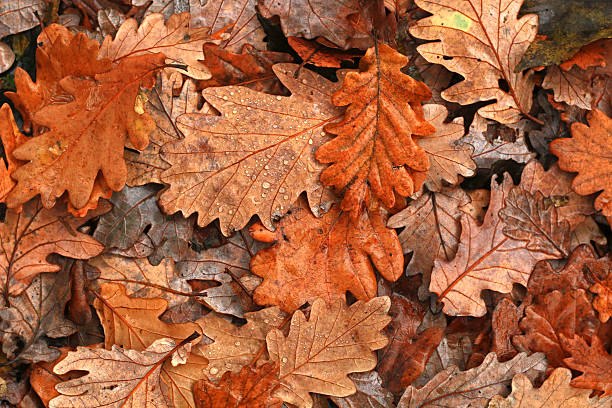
193, 362, 282, 408
287, 37, 360, 68
250, 197, 402, 313
591, 273, 612, 323
316, 43, 435, 211
562, 335, 612, 396
0, 104, 27, 201
491, 298, 521, 361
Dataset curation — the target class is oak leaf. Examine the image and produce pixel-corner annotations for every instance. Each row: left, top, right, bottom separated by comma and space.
409, 0, 538, 124
0, 104, 27, 201
542, 66, 595, 110
266, 296, 391, 408
287, 37, 361, 68
251, 197, 402, 313
93, 282, 208, 408
487, 368, 612, 408
193, 362, 282, 408
562, 335, 612, 397
330, 372, 394, 408
159, 63, 343, 235
99, 13, 213, 80
30, 348, 75, 406
0, 0, 45, 74
49, 338, 189, 408
397, 352, 547, 408
491, 298, 521, 362
195, 306, 287, 381
0, 199, 109, 298
550, 109, 612, 225
4, 53, 165, 210
316, 43, 435, 211
0, 266, 76, 363
190, 0, 264, 51
430, 174, 569, 316
591, 273, 612, 323
387, 187, 470, 300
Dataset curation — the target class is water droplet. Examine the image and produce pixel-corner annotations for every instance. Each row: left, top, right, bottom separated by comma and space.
279, 187, 286, 193
261, 193, 267, 198
283, 195, 289, 200
283, 160, 289, 165
222, 96, 228, 101
230, 91, 235, 96
232, 109, 237, 114
264, 319, 270, 324
272, 124, 278, 129
209, 367, 219, 375
234, 341, 240, 346
264, 165, 270, 170
251, 175, 257, 181
308, 139, 313, 144
228, 209, 234, 214
276, 96, 282, 101
281, 357, 288, 363
320, 131, 326, 136
247, 107, 252, 110
262, 182, 271, 189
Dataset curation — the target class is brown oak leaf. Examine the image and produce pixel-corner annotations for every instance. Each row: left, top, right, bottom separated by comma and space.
267, 296, 391, 408
488, 368, 612, 408
430, 174, 569, 316
0, 104, 27, 201
542, 66, 596, 110
193, 362, 282, 408
49, 338, 191, 408
398, 352, 547, 408
287, 37, 361, 68
591, 273, 612, 323
99, 12, 213, 80
491, 298, 521, 362
0, 199, 109, 298
387, 187, 470, 300
316, 43, 435, 211
159, 63, 343, 235
550, 109, 612, 225
330, 371, 394, 408
409, 0, 538, 124
250, 197, 402, 313
562, 335, 612, 397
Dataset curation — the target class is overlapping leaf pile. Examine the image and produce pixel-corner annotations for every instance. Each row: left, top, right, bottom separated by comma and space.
0, 0, 611, 407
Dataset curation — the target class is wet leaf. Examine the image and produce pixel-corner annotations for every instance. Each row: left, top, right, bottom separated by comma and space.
562, 335, 612, 397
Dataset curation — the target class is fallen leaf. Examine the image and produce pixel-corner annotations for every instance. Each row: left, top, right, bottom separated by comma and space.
430, 174, 568, 316
251, 197, 402, 313
488, 367, 612, 408
287, 37, 360, 68
513, 290, 599, 369
195, 306, 287, 381
409, 0, 538, 124
190, 0, 265, 51
560, 38, 612, 71
330, 371, 394, 408
0, 104, 27, 201
316, 43, 435, 211
562, 335, 612, 397
99, 12, 212, 80
387, 187, 469, 300
550, 109, 612, 225
0, 0, 45, 69
49, 338, 188, 408
267, 296, 391, 408
397, 352, 547, 408
258, 0, 369, 49
542, 66, 595, 110
418, 104, 476, 190
193, 362, 282, 408
491, 298, 521, 361
159, 63, 344, 235
0, 199, 108, 298
0, 266, 76, 363
30, 348, 76, 407
591, 273, 612, 323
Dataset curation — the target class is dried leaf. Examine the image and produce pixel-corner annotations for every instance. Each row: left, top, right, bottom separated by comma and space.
0, 267, 76, 363
562, 335, 612, 397
267, 297, 391, 408
159, 63, 343, 235
591, 273, 612, 323
330, 371, 394, 408
0, 199, 108, 298
542, 66, 595, 110
387, 187, 470, 300
419, 104, 476, 190
0, 104, 27, 200
397, 352, 547, 408
316, 43, 435, 211
491, 298, 521, 361
99, 13, 212, 80
30, 348, 75, 407
430, 174, 568, 316
193, 362, 282, 408
550, 109, 612, 224
251, 197, 402, 313
49, 338, 187, 408
195, 306, 287, 381
409, 0, 538, 124
513, 290, 599, 369
287, 37, 361, 68
0, 1, 45, 39
191, 0, 264, 51
488, 368, 612, 408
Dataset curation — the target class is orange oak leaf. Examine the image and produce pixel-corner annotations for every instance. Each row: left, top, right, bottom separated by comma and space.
190, 0, 265, 52
258, 0, 370, 50
125, 73, 210, 187
4, 52, 165, 210
250, 197, 402, 313
266, 296, 391, 408
99, 13, 213, 80
560, 38, 612, 71
193, 362, 282, 408
550, 109, 612, 225
0, 104, 27, 201
387, 187, 470, 300
591, 273, 612, 323
66, 175, 113, 218
316, 43, 435, 211
287, 37, 361, 68
409, 0, 538, 124
30, 348, 75, 407
197, 43, 293, 92
0, 199, 109, 298
93, 282, 208, 408
562, 335, 612, 397
158, 63, 343, 235
430, 174, 569, 316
